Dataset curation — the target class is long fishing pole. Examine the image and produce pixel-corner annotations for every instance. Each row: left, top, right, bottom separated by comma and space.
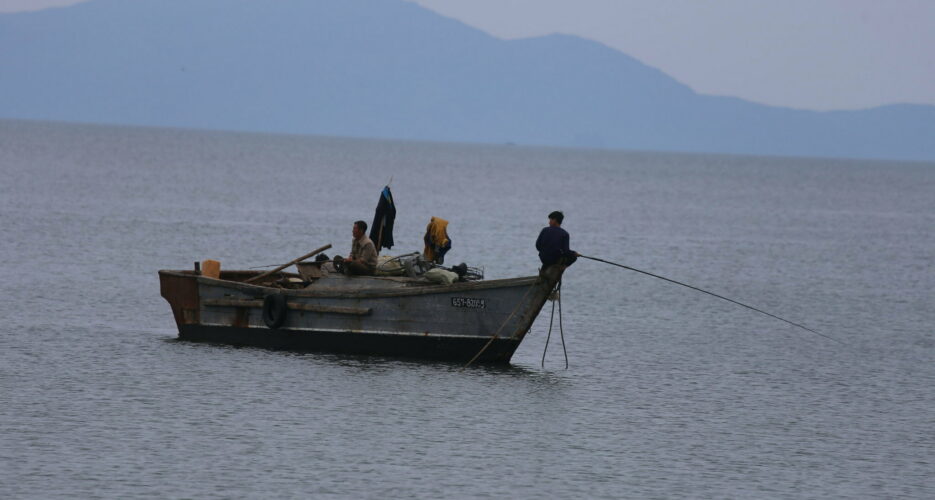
578, 255, 842, 344
250, 261, 334, 270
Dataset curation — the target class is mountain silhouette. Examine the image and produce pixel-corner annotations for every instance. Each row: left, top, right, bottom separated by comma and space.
2, 0, 933, 161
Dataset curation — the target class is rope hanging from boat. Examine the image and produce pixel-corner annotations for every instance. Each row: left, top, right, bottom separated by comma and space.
541, 280, 569, 369
463, 283, 538, 368
578, 255, 843, 345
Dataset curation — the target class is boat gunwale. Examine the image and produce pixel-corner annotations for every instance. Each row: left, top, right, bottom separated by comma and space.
158, 269, 540, 299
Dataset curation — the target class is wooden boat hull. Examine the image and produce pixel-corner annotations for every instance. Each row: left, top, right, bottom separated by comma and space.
159, 266, 563, 364
176, 324, 522, 363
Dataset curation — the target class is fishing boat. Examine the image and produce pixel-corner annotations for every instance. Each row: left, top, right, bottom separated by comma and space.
158, 257, 564, 364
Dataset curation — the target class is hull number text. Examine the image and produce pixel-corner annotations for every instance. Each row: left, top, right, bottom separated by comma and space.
451, 297, 486, 309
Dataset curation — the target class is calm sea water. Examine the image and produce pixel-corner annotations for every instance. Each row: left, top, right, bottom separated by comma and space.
1, 119, 933, 499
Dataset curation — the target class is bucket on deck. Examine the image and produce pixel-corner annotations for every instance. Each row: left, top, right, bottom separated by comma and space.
201, 259, 221, 279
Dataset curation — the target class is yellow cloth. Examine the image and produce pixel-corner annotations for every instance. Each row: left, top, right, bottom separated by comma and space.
423, 216, 449, 261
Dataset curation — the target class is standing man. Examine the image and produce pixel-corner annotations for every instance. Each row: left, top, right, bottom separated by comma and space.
536, 211, 578, 268
343, 220, 378, 275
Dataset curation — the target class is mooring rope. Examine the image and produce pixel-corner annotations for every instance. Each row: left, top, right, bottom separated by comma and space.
541, 280, 569, 369
558, 281, 568, 366
463, 280, 538, 368
578, 254, 843, 345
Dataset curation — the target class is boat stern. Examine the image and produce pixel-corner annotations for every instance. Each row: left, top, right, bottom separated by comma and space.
158, 270, 201, 329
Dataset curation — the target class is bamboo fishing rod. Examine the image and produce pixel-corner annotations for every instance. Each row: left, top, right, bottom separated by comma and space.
578, 255, 842, 344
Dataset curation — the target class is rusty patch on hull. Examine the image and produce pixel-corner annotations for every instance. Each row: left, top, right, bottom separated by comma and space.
159, 271, 200, 327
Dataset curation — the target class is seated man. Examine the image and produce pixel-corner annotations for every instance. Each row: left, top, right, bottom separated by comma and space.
343, 220, 378, 276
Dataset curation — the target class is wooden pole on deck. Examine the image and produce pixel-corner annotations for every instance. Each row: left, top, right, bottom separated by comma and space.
245, 244, 332, 284
376, 216, 385, 254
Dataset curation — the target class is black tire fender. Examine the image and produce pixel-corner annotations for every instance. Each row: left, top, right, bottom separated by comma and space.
262, 294, 287, 329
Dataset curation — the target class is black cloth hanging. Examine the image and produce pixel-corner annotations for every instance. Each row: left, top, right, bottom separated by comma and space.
369, 186, 396, 251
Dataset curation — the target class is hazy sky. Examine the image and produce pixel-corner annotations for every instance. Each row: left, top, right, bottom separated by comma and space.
4, 0, 933, 110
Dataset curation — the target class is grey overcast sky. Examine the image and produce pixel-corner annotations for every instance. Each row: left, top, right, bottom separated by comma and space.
3, 0, 933, 110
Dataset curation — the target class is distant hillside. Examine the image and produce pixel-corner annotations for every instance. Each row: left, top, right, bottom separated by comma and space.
2, 0, 933, 161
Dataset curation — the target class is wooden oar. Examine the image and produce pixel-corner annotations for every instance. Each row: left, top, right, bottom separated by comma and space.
244, 244, 332, 284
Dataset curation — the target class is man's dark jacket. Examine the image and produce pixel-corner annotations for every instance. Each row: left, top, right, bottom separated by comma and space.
536, 226, 574, 266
